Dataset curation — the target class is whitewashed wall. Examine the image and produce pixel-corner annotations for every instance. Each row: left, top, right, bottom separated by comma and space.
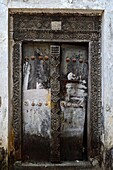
0, 0, 8, 149
0, 0, 113, 159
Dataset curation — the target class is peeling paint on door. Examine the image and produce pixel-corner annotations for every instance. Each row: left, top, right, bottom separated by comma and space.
60, 44, 88, 160
22, 43, 51, 161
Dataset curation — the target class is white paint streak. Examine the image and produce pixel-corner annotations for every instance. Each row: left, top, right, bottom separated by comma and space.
23, 89, 51, 137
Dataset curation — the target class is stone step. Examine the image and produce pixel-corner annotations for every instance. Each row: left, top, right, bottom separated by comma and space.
12, 161, 102, 170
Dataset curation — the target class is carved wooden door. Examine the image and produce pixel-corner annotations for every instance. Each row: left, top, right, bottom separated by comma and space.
22, 42, 88, 163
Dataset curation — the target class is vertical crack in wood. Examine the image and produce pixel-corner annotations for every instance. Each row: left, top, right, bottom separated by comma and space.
50, 45, 61, 163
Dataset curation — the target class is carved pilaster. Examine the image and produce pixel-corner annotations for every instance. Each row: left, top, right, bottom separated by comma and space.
90, 40, 101, 157
50, 46, 61, 163
13, 42, 22, 160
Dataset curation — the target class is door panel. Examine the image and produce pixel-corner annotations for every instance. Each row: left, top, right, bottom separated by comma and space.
22, 42, 88, 162
22, 43, 51, 161
60, 44, 88, 160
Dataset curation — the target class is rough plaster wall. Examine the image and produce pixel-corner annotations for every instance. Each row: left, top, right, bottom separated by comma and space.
102, 9, 113, 149
0, 0, 113, 154
8, 0, 105, 9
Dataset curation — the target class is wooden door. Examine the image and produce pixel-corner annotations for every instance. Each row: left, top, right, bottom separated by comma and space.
22, 42, 51, 162
22, 42, 88, 163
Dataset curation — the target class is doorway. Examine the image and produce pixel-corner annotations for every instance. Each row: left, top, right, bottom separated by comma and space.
9, 12, 102, 168
22, 42, 88, 162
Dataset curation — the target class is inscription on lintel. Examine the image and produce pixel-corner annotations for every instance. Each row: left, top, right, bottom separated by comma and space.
51, 21, 61, 30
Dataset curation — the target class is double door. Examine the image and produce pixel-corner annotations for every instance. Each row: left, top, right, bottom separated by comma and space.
22, 42, 88, 162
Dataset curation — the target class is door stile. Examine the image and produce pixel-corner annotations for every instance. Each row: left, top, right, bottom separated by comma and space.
50, 45, 61, 163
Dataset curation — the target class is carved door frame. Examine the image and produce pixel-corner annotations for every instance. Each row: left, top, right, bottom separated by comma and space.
9, 12, 102, 164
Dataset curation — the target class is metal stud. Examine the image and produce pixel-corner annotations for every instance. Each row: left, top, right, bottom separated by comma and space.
25, 56, 29, 61
31, 101, 35, 106
38, 102, 42, 106
72, 58, 76, 62
39, 56, 43, 60
31, 56, 35, 60
79, 58, 83, 63
66, 57, 70, 62
44, 56, 49, 60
